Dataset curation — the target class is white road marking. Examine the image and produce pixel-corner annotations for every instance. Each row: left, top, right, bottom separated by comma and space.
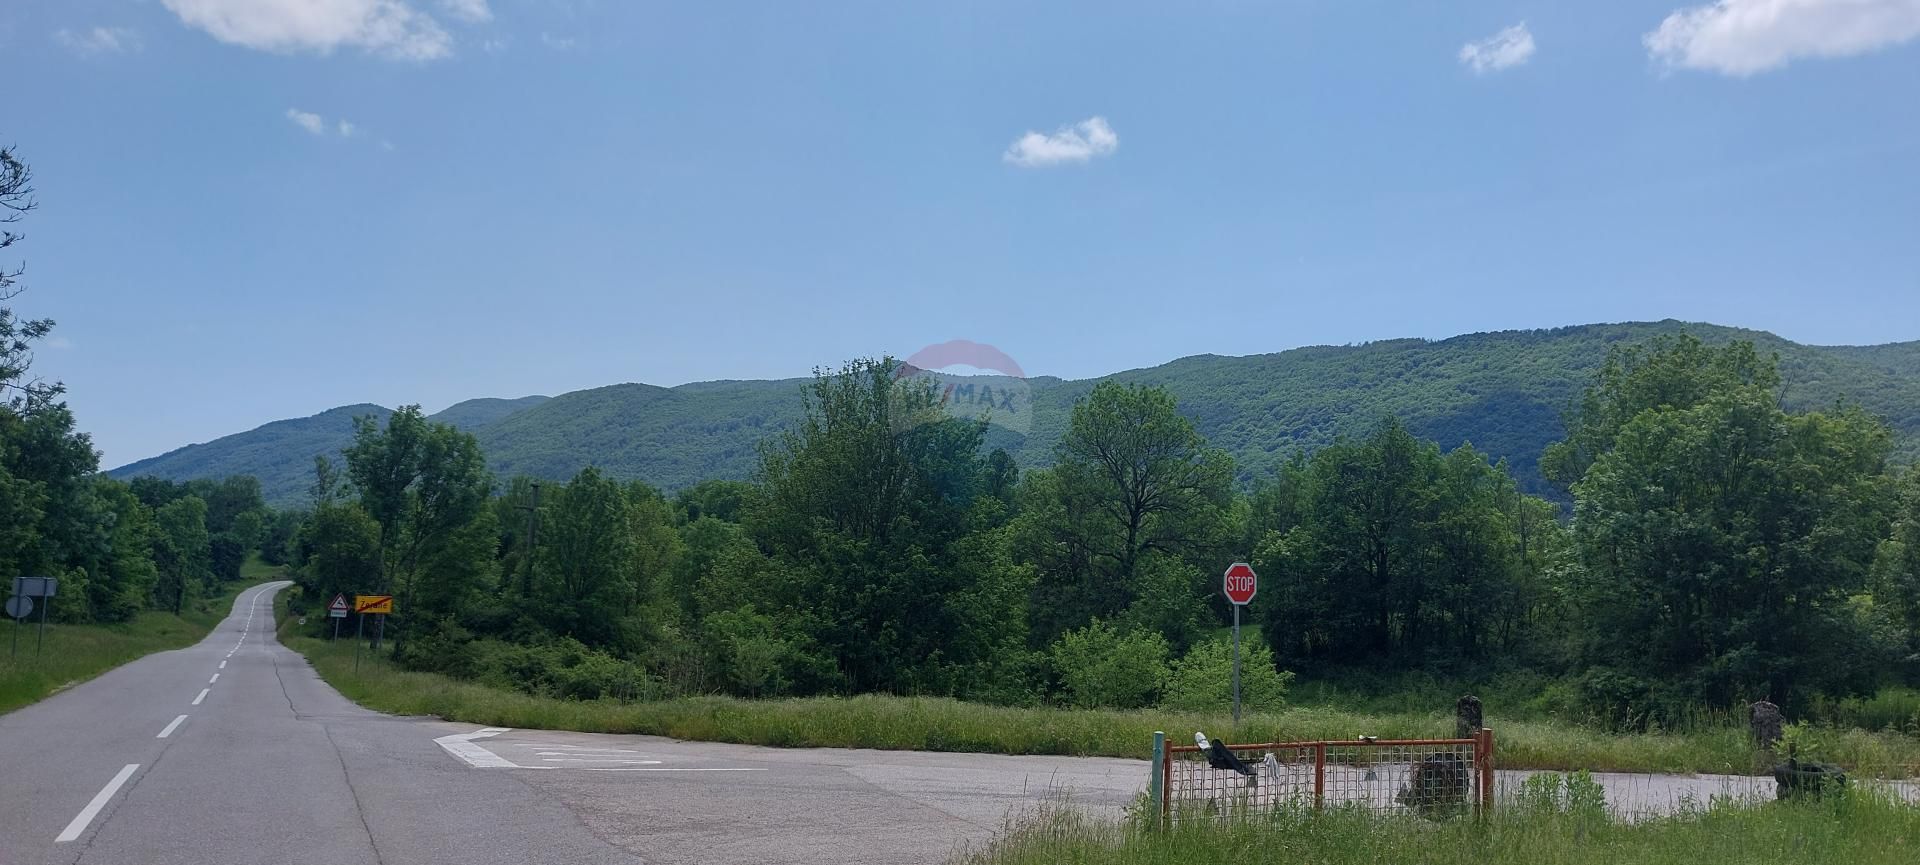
55, 764, 139, 843
209, 673, 219, 684
434, 728, 519, 768
219, 660, 226, 669
191, 689, 209, 706
539, 758, 664, 764
534, 749, 644, 755
157, 715, 188, 738
522, 766, 767, 772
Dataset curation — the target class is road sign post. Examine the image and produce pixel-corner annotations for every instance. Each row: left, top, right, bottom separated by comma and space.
353, 595, 394, 659
5, 594, 27, 658
328, 594, 349, 641
13, 576, 56, 659
1223, 563, 1258, 727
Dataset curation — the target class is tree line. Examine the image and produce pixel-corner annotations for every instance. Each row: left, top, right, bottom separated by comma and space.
0, 145, 279, 626
283, 339, 1920, 725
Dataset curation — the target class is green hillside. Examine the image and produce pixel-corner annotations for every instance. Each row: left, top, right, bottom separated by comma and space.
109, 322, 1920, 506
109, 398, 547, 506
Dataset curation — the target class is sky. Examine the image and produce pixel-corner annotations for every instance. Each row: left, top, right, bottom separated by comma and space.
4, 0, 1919, 468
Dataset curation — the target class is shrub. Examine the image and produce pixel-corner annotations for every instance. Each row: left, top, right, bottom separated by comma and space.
1160, 636, 1294, 713
1050, 620, 1170, 709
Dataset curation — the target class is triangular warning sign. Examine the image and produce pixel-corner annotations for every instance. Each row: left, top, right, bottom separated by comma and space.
328, 594, 350, 612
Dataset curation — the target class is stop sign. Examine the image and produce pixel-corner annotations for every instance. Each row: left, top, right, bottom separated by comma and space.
1223, 562, 1257, 605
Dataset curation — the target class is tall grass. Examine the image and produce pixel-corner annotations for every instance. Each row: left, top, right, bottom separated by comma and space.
282, 621, 1920, 775
955, 794, 1920, 865
0, 573, 272, 714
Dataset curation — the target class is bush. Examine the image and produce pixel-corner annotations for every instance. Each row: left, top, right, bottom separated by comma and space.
1160, 636, 1294, 713
1050, 620, 1170, 709
1514, 770, 1608, 820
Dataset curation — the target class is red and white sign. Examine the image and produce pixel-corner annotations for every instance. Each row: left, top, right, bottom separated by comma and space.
1223, 562, 1258, 606
327, 594, 350, 618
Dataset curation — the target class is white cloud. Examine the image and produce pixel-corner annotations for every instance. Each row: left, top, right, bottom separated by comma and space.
161, 0, 454, 61
287, 109, 367, 139
1645, 0, 1920, 76
45, 335, 74, 351
1002, 117, 1119, 168
1459, 23, 1536, 73
54, 26, 140, 57
438, 0, 492, 23
540, 32, 576, 51
286, 108, 327, 135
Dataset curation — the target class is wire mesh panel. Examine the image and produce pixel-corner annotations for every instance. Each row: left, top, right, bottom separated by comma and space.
1162, 732, 1492, 823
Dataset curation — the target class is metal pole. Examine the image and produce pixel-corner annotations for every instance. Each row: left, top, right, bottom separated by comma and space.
36, 589, 48, 658
1149, 731, 1166, 824
332, 614, 340, 642
1232, 604, 1242, 727
373, 614, 384, 655
10, 599, 19, 658
520, 482, 541, 598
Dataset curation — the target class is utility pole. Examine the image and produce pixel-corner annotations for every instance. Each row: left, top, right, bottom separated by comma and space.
519, 482, 542, 598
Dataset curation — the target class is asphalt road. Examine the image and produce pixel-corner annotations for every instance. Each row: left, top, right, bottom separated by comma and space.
10, 582, 1907, 864
0, 582, 1140, 865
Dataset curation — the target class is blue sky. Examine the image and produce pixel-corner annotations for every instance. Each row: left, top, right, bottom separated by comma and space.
5, 1, 1919, 467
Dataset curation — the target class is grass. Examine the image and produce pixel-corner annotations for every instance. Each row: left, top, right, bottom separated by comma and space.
952, 794, 1920, 865
275, 601, 1920, 776
0, 563, 279, 715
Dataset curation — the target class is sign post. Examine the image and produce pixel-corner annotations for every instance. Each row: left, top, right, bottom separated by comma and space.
353, 595, 394, 668
5, 594, 28, 658
328, 594, 349, 641
13, 577, 56, 660
1223, 563, 1258, 727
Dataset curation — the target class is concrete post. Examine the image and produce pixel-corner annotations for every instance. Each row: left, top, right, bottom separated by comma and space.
1750, 700, 1784, 750
1455, 694, 1484, 739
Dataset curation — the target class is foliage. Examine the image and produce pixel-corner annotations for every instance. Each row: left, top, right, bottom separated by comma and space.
958, 796, 1920, 865
1513, 770, 1608, 821
286, 623, 1920, 775
1160, 636, 1294, 713
1254, 419, 1560, 669
341, 405, 493, 653
1564, 339, 1896, 716
1049, 620, 1170, 709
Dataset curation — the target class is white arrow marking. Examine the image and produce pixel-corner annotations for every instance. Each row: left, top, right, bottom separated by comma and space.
434, 728, 517, 768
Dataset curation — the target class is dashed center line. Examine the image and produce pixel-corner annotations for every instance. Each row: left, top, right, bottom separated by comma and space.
157, 714, 188, 738
55, 764, 139, 843
219, 660, 226, 669
191, 689, 209, 706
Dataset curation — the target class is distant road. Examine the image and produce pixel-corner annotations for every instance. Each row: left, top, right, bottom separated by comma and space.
0, 583, 1141, 865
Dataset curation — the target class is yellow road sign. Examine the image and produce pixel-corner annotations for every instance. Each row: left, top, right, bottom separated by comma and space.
354, 594, 394, 615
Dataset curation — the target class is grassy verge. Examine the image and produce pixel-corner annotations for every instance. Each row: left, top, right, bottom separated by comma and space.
0, 565, 279, 714
953, 795, 1920, 865
275, 605, 1920, 775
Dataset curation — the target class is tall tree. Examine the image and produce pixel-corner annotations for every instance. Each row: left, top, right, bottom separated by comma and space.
342, 406, 492, 652
1025, 381, 1233, 644
752, 357, 989, 693
537, 467, 636, 645
1, 144, 52, 396
1562, 341, 1892, 712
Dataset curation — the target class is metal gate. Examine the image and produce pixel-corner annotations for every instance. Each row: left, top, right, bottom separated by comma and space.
1151, 729, 1494, 822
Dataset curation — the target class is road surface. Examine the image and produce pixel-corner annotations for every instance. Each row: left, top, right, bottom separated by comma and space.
6, 583, 1911, 864
0, 582, 1140, 865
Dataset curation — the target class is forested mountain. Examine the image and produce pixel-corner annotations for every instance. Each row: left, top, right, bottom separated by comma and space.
110, 398, 547, 506
111, 321, 1920, 506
